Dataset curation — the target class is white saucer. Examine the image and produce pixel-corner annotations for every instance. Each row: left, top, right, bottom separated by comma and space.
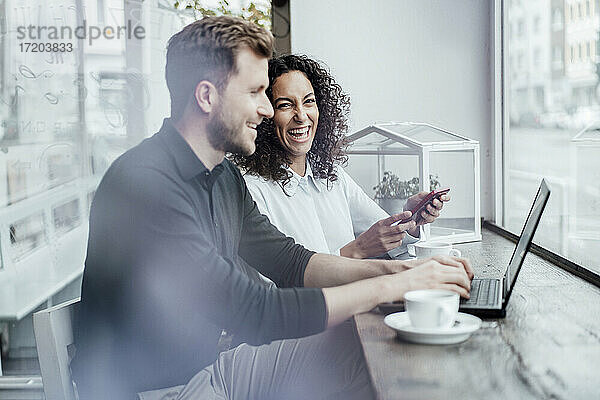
384, 312, 482, 345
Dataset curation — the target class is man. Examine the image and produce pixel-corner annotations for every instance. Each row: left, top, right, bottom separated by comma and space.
73, 16, 472, 400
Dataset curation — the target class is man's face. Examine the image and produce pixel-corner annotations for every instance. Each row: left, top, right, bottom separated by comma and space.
207, 48, 274, 155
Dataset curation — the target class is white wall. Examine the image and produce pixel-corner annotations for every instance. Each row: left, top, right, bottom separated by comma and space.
290, 0, 493, 219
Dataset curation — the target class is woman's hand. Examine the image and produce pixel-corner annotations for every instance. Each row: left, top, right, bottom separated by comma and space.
340, 212, 417, 259
403, 192, 451, 236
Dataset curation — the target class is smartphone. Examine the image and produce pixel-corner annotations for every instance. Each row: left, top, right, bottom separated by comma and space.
394, 187, 450, 225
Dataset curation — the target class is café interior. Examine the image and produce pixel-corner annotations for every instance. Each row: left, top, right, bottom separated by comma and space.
0, 1, 599, 399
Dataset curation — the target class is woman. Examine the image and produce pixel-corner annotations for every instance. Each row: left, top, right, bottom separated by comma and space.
232, 54, 448, 259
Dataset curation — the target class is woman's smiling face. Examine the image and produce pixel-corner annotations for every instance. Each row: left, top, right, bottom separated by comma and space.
271, 71, 319, 164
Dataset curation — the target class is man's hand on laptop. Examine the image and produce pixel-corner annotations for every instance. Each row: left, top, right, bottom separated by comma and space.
395, 256, 473, 299
376, 256, 474, 281
404, 256, 474, 279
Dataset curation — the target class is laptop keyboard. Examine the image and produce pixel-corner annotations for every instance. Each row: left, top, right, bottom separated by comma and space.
460, 278, 500, 307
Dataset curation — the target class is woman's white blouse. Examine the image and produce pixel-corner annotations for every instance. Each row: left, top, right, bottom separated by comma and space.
243, 164, 418, 258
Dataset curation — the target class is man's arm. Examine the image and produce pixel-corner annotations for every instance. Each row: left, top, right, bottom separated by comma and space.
97, 165, 326, 344
304, 253, 474, 287
303, 253, 404, 287
305, 254, 473, 327
237, 167, 316, 288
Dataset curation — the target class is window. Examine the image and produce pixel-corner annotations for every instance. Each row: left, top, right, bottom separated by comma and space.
570, 45, 575, 63
587, 0, 591, 16
10, 212, 47, 262
1, 0, 272, 204
518, 19, 525, 37
0, 0, 272, 270
52, 198, 81, 236
504, 1, 600, 275
518, 52, 525, 69
534, 87, 544, 108
553, 46, 562, 63
570, 4, 575, 21
533, 48, 541, 67
552, 8, 563, 29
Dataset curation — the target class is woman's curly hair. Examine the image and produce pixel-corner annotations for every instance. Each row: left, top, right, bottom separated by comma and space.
230, 54, 351, 192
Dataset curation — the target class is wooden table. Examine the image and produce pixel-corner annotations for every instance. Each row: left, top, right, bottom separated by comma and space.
354, 228, 600, 400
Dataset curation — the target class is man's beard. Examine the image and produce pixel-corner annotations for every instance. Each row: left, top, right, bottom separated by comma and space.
206, 106, 253, 156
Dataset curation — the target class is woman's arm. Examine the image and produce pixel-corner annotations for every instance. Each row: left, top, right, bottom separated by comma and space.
340, 169, 449, 259
339, 169, 415, 258
339, 212, 416, 258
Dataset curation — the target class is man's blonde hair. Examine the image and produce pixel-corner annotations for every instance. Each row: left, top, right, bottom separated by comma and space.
166, 15, 274, 120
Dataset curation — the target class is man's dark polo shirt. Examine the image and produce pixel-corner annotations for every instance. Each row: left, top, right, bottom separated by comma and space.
73, 119, 327, 399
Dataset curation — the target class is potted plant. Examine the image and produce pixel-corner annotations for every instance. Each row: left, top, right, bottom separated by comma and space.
373, 172, 441, 215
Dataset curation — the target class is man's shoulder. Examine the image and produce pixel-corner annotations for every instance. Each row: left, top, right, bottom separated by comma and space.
99, 134, 180, 194
222, 157, 240, 173
119, 132, 176, 169
221, 158, 248, 185
117, 134, 172, 168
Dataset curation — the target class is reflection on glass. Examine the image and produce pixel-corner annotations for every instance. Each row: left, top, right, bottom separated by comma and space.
97, 73, 129, 133
0, 0, 273, 266
1, 0, 81, 204
44, 143, 80, 188
9, 212, 48, 262
53, 198, 81, 236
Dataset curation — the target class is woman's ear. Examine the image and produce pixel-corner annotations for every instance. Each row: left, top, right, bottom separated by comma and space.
194, 80, 219, 113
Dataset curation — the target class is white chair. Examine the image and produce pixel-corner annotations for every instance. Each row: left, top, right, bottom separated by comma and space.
33, 298, 80, 400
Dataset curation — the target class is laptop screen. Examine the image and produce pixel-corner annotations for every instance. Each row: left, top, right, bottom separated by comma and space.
503, 179, 551, 300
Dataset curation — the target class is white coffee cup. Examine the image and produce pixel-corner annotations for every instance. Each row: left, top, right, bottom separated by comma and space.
404, 289, 459, 329
412, 241, 461, 258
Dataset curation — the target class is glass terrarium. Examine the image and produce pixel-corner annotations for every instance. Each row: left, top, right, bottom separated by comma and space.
344, 122, 481, 243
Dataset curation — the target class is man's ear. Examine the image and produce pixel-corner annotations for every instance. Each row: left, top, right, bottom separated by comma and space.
194, 80, 219, 113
